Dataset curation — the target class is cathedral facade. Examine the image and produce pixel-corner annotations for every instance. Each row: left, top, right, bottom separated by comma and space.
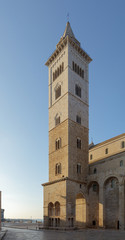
42, 22, 125, 230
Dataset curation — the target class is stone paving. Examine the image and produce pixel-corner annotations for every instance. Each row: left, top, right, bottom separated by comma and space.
2, 227, 125, 240
0, 230, 6, 240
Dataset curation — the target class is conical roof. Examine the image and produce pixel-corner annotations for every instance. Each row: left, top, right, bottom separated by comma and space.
63, 21, 75, 38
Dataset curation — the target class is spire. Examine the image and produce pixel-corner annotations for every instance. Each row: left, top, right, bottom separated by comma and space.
63, 21, 75, 39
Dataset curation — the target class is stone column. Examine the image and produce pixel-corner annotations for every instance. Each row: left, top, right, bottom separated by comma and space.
99, 185, 104, 228
119, 180, 125, 230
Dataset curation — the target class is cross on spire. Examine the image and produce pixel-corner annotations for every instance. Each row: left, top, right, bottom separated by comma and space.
67, 13, 69, 22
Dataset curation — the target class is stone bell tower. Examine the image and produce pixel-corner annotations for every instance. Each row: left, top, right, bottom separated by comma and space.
42, 22, 92, 228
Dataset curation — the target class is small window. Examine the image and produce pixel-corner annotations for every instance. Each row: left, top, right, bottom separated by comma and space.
105, 148, 108, 154
77, 138, 81, 149
72, 61, 74, 71
80, 184, 82, 188
57, 68, 59, 77
55, 138, 61, 150
75, 85, 81, 98
77, 163, 81, 174
55, 116, 60, 126
120, 160, 123, 167
62, 62, 64, 71
77, 66, 79, 75
80, 68, 82, 76
93, 183, 97, 192
55, 86, 61, 100
121, 141, 125, 149
81, 70, 84, 79
90, 154, 93, 160
93, 168, 97, 174
55, 70, 57, 79
55, 163, 61, 175
75, 64, 77, 72
60, 65, 62, 74
76, 115, 81, 124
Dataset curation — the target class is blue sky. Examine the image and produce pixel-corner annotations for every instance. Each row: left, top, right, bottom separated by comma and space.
0, 0, 125, 219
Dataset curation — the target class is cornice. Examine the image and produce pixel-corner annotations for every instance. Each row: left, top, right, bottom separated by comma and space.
42, 177, 86, 186
45, 36, 92, 67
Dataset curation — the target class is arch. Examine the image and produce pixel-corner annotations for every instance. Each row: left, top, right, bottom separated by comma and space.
55, 138, 61, 150
88, 181, 99, 227
55, 201, 60, 216
104, 177, 119, 229
55, 112, 62, 126
48, 202, 54, 217
75, 192, 86, 227
55, 163, 61, 175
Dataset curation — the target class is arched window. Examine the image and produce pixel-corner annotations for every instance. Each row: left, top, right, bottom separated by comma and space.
57, 68, 59, 77
75, 64, 77, 72
75, 84, 81, 98
76, 115, 81, 124
48, 202, 54, 216
77, 138, 81, 149
55, 163, 61, 175
55, 70, 57, 79
121, 141, 125, 148
55, 85, 61, 100
105, 148, 108, 154
55, 116, 60, 126
77, 163, 81, 174
80, 68, 81, 76
55, 138, 61, 150
62, 62, 64, 71
77, 66, 79, 74
120, 160, 123, 167
55, 202, 60, 216
60, 65, 62, 74
90, 154, 93, 160
81, 70, 84, 78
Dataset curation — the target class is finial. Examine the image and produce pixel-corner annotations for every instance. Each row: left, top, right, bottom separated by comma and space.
67, 13, 69, 22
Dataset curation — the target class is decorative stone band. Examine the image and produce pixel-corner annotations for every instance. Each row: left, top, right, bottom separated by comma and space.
42, 177, 87, 187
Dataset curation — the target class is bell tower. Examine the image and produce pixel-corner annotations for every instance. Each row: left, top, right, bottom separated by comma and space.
42, 22, 92, 228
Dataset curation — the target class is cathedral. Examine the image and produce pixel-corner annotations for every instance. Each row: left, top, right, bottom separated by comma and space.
42, 22, 125, 230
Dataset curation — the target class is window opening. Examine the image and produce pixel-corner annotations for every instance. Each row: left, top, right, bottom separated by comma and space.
77, 138, 81, 149
77, 163, 81, 174
105, 148, 108, 154
75, 85, 81, 98
55, 116, 60, 126
76, 115, 81, 124
55, 86, 61, 100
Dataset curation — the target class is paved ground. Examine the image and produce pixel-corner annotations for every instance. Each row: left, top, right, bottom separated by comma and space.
2, 227, 125, 240
0, 230, 6, 240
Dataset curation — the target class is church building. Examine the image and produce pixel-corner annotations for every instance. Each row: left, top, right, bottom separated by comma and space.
42, 22, 125, 230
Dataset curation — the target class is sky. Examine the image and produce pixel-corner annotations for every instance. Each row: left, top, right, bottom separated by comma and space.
0, 0, 125, 219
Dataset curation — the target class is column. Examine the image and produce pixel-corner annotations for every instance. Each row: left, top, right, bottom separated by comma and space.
99, 185, 104, 228
119, 180, 125, 230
